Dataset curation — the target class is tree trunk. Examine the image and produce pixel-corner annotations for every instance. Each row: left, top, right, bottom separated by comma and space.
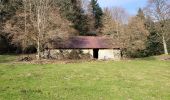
162, 35, 168, 55
37, 38, 40, 60
37, 8, 41, 60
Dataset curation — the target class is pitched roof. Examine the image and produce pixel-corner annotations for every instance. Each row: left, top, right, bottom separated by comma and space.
49, 36, 121, 49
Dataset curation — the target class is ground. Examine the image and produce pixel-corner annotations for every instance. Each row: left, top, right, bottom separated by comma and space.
0, 55, 170, 100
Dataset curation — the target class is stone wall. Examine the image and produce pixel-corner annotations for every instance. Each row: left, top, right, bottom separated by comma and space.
41, 49, 121, 60
98, 49, 121, 60
41, 49, 92, 59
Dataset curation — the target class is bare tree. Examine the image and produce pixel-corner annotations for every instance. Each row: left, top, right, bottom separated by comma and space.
126, 16, 149, 53
101, 7, 149, 57
4, 0, 75, 59
110, 7, 129, 36
145, 0, 170, 54
101, 7, 129, 40
101, 8, 117, 36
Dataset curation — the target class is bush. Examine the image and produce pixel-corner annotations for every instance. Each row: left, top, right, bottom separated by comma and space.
68, 50, 81, 59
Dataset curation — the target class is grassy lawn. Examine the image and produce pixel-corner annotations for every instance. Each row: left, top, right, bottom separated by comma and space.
0, 55, 170, 100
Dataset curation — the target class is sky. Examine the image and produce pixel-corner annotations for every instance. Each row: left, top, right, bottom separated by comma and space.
98, 0, 148, 15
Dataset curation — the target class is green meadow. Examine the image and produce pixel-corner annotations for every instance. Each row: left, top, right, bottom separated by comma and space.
0, 55, 170, 100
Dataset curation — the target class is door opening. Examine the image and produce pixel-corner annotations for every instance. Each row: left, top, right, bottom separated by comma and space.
93, 49, 99, 59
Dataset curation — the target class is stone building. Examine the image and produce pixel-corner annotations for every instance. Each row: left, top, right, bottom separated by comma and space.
48, 36, 122, 60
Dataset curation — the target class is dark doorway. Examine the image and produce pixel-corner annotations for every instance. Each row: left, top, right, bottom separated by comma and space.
93, 49, 99, 59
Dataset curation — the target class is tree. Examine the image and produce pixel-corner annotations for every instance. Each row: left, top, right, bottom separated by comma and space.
144, 15, 164, 56
4, 0, 75, 59
101, 7, 129, 43
101, 8, 117, 36
88, 0, 103, 34
110, 7, 129, 40
145, 0, 170, 54
137, 8, 145, 20
57, 0, 89, 35
0, 0, 23, 53
136, 8, 165, 56
125, 16, 149, 57
101, 7, 149, 57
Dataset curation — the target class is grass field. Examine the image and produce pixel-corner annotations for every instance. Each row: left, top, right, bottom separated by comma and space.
0, 55, 170, 100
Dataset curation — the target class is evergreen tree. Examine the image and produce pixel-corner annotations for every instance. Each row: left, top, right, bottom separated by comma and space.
57, 0, 88, 35
0, 0, 23, 53
90, 0, 103, 31
145, 16, 164, 56
137, 8, 145, 20
136, 9, 164, 56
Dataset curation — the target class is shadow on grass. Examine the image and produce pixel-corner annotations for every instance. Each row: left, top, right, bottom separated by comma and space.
136, 54, 170, 61
135, 56, 158, 61
0, 54, 17, 63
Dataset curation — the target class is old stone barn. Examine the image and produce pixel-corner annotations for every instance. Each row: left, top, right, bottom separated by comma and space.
47, 36, 121, 60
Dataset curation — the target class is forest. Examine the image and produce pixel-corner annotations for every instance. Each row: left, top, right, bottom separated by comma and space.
0, 0, 170, 59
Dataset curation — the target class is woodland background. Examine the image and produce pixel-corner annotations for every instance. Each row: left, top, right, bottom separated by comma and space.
0, 0, 169, 59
